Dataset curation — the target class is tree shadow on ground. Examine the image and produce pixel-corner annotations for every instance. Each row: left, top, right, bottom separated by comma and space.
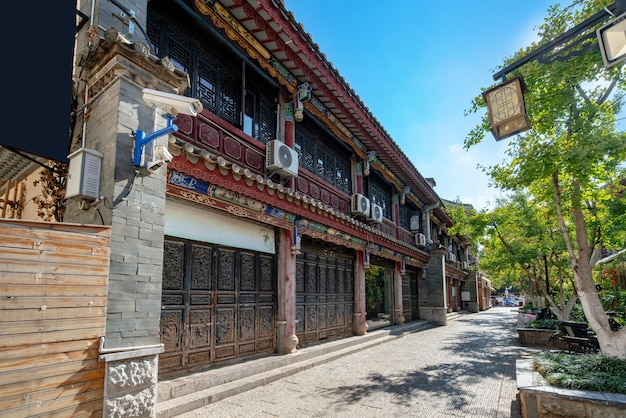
317, 307, 525, 416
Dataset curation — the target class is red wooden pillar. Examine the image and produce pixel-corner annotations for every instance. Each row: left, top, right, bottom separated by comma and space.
354, 250, 368, 335
394, 261, 405, 324
277, 228, 298, 353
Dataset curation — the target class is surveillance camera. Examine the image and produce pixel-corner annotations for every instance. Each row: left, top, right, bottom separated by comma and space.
155, 144, 173, 163
142, 88, 203, 116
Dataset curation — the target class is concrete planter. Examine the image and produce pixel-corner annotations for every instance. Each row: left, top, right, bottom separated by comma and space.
516, 359, 626, 418
516, 328, 561, 348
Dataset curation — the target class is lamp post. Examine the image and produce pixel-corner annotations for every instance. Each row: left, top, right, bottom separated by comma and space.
492, 0, 626, 82
485, 1, 626, 140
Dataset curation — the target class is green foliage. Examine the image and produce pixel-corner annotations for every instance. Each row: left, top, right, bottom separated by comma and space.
365, 266, 384, 314
524, 319, 558, 329
462, 0, 626, 357
602, 175, 626, 248
533, 352, 626, 394
466, 192, 574, 300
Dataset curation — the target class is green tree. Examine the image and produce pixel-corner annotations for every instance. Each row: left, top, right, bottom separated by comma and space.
466, 0, 626, 358
486, 194, 577, 318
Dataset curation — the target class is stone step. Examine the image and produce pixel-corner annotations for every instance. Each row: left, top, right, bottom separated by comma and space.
447, 310, 470, 321
156, 320, 434, 418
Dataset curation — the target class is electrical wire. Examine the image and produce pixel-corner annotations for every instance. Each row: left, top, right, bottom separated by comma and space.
104, 169, 141, 210
96, 207, 105, 225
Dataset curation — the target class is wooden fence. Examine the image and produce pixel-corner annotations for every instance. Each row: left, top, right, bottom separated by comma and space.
0, 219, 111, 417
0, 178, 25, 219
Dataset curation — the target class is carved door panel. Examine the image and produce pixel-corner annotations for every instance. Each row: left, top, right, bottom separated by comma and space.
295, 248, 354, 347
402, 273, 420, 322
159, 238, 276, 377
402, 274, 411, 321
410, 274, 419, 320
186, 243, 214, 368
160, 239, 214, 375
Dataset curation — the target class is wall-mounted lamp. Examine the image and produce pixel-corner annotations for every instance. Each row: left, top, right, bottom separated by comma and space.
363, 151, 376, 176
297, 83, 312, 103
293, 83, 312, 122
483, 76, 531, 141
400, 185, 410, 205
291, 223, 301, 255
132, 89, 202, 170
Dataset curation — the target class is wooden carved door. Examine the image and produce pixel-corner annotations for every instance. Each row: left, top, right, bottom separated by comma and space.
159, 237, 276, 377
295, 248, 354, 346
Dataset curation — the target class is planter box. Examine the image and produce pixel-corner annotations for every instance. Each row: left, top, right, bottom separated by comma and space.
517, 313, 537, 326
516, 359, 626, 418
517, 328, 569, 350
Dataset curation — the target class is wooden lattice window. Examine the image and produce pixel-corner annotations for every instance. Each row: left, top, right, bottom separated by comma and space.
370, 176, 392, 220
294, 125, 352, 194
147, 5, 277, 142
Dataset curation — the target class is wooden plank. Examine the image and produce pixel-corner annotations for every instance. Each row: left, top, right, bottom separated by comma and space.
0, 329, 106, 349
28, 399, 103, 418
0, 306, 107, 322
0, 339, 99, 362
0, 284, 108, 298
0, 264, 109, 278
0, 271, 108, 287
0, 219, 111, 243
0, 378, 102, 411
0, 357, 101, 387
0, 232, 111, 256
0, 361, 103, 397
0, 296, 107, 310
21, 399, 102, 418
0, 347, 100, 374
2, 388, 103, 417
0, 317, 106, 336
0, 248, 110, 269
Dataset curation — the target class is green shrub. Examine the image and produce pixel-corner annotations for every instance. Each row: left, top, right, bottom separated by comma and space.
523, 319, 558, 329
533, 352, 626, 395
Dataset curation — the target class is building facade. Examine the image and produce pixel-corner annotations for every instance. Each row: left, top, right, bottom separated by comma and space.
2, 0, 481, 416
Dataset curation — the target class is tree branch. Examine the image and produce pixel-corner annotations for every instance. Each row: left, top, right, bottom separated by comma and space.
551, 171, 576, 261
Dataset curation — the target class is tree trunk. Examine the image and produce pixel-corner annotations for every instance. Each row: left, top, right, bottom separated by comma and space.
571, 206, 626, 359
554, 178, 626, 359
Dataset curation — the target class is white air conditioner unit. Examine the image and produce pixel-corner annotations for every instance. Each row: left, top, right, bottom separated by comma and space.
415, 233, 427, 247
369, 203, 383, 223
351, 193, 370, 217
447, 252, 457, 262
266, 140, 298, 177
461, 261, 469, 270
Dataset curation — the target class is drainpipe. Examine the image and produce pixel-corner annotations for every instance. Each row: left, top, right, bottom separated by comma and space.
422, 201, 440, 243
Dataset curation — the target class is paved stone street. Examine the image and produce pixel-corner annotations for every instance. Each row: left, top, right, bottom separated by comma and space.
178, 307, 537, 418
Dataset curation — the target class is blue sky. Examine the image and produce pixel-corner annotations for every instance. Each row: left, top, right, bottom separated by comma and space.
285, 1, 555, 210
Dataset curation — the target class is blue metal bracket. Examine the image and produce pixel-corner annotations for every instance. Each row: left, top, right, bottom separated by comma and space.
131, 113, 178, 167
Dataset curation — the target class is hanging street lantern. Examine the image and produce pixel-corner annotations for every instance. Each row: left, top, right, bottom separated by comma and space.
483, 76, 531, 141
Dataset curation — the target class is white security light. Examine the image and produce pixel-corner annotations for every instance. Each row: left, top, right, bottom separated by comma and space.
142, 88, 203, 116
597, 12, 626, 68
131, 89, 203, 168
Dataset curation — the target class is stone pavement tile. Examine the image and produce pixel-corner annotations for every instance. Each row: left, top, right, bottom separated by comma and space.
178, 307, 524, 418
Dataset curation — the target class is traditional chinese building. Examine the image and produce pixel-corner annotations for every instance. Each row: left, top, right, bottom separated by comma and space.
0, 1, 481, 416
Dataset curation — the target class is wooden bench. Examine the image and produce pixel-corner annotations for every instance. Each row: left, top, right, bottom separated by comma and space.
555, 321, 600, 354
